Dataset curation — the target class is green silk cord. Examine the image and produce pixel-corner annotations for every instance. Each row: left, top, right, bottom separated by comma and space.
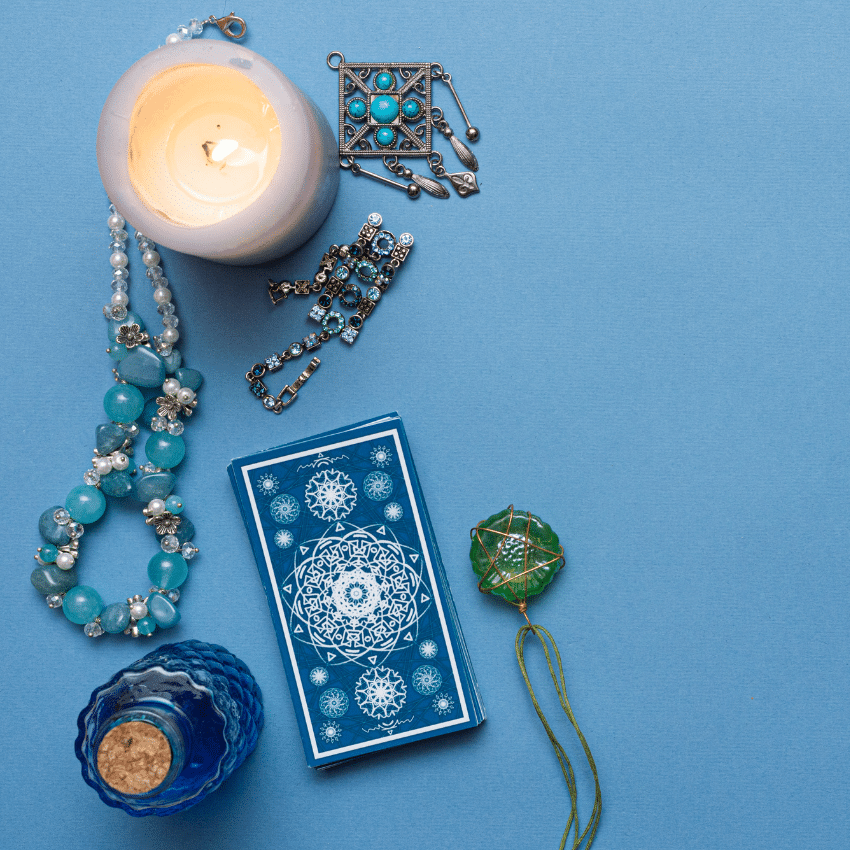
516, 624, 602, 850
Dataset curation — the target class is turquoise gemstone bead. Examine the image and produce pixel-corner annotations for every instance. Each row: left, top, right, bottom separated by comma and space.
145, 433, 186, 469
117, 345, 166, 388
402, 99, 421, 119
175, 367, 203, 391
347, 98, 367, 119
370, 95, 399, 123
100, 470, 134, 498
103, 384, 144, 423
173, 517, 195, 546
133, 471, 176, 502
39, 544, 58, 563
165, 495, 184, 515
96, 423, 126, 454
136, 616, 157, 636
375, 71, 394, 90
100, 602, 131, 634
108, 311, 144, 343
39, 506, 70, 546
376, 127, 395, 147
148, 593, 180, 629
63, 586, 104, 625
30, 564, 78, 594
107, 343, 129, 361
148, 552, 188, 589
66, 484, 106, 524
162, 349, 182, 374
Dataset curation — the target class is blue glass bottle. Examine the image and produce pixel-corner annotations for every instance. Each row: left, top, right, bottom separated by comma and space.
75, 640, 263, 816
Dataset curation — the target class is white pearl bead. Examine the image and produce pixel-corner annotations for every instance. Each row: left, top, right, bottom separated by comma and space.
111, 291, 129, 307
162, 327, 179, 344
148, 498, 166, 516
162, 378, 181, 395
107, 213, 125, 230
130, 601, 148, 619
56, 552, 75, 570
111, 452, 129, 471
176, 387, 195, 404
153, 287, 172, 304
165, 33, 181, 45
109, 251, 128, 268
94, 457, 113, 475
142, 250, 161, 267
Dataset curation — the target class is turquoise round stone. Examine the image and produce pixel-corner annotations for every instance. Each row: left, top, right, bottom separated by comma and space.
103, 384, 144, 423
375, 71, 394, 90
63, 586, 104, 625
136, 616, 157, 636
39, 544, 58, 564
402, 99, 421, 119
370, 95, 399, 123
145, 433, 186, 468
165, 495, 184, 515
107, 310, 144, 342
100, 602, 131, 634
376, 127, 396, 147
66, 485, 106, 524
107, 343, 129, 361
148, 552, 188, 589
347, 98, 367, 119
148, 593, 180, 629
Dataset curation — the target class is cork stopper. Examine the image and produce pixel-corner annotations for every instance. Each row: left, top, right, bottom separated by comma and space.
96, 720, 173, 795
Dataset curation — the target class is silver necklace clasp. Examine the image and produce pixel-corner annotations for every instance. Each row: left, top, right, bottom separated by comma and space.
208, 12, 246, 39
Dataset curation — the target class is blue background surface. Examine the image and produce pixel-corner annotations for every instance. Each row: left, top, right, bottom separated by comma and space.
2, 1, 848, 848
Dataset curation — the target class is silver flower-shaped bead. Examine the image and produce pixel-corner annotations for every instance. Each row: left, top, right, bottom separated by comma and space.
116, 323, 148, 349
145, 511, 182, 536
156, 394, 196, 420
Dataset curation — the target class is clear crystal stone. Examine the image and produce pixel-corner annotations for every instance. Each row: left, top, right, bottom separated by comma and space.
83, 469, 100, 485
46, 594, 64, 608
113, 267, 129, 279
111, 278, 128, 292
188, 18, 203, 35
53, 508, 70, 525
263, 397, 276, 409
67, 522, 84, 538
162, 315, 179, 328
110, 305, 128, 320
177, 24, 190, 39
167, 420, 184, 436
147, 266, 163, 280
120, 422, 140, 437
138, 240, 155, 251
109, 203, 117, 213
161, 534, 180, 553
140, 462, 156, 474
151, 416, 167, 432
110, 229, 129, 242
158, 302, 176, 316
84, 621, 105, 638
181, 543, 198, 560
167, 588, 181, 602
110, 240, 125, 252
368, 212, 382, 226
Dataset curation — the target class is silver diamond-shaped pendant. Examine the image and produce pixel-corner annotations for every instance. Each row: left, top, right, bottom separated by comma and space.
447, 171, 480, 197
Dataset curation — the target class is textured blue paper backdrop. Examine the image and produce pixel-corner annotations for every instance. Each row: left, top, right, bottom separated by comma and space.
2, 1, 848, 848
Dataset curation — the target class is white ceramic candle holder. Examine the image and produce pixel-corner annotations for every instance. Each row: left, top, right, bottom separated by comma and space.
97, 39, 338, 265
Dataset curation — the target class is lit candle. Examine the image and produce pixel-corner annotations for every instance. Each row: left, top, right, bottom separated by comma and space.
97, 39, 338, 265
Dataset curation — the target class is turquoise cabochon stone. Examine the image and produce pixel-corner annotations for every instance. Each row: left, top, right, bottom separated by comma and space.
117, 345, 166, 388
100, 470, 134, 498
66, 485, 106, 524
370, 95, 399, 123
148, 593, 180, 629
103, 384, 144, 423
95, 423, 126, 454
63, 586, 104, 625
31, 565, 78, 595
100, 602, 131, 634
147, 552, 188, 589
145, 433, 186, 469
133, 471, 176, 502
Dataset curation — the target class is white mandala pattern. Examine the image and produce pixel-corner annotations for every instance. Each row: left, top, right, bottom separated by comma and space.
309, 666, 329, 686
363, 471, 393, 502
412, 665, 442, 695
432, 692, 454, 716
274, 529, 294, 549
305, 468, 357, 521
285, 523, 430, 666
256, 472, 279, 495
418, 639, 438, 659
383, 501, 403, 522
370, 445, 392, 468
270, 494, 300, 525
318, 687, 349, 718
355, 666, 407, 719
319, 719, 343, 744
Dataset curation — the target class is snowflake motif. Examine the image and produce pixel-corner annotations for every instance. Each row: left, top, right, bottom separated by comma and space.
370, 445, 393, 468
383, 502, 403, 522
270, 494, 300, 525
256, 472, 279, 496
145, 511, 181, 536
115, 323, 147, 349
274, 529, 294, 549
363, 471, 393, 502
432, 693, 455, 716
355, 666, 407, 719
418, 640, 438, 659
305, 468, 357, 521
309, 667, 330, 686
319, 719, 343, 744
318, 688, 349, 718
412, 665, 442, 695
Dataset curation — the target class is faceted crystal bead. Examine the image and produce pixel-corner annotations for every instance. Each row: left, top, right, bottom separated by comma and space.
83, 469, 100, 486
161, 535, 180, 553
67, 522, 84, 539
110, 305, 128, 321
84, 621, 105, 638
167, 588, 181, 603
151, 416, 167, 432
162, 315, 179, 328
120, 422, 141, 438
111, 279, 128, 292
176, 25, 190, 39
181, 543, 198, 560
158, 302, 176, 316
46, 594, 64, 608
167, 420, 184, 436
53, 508, 70, 525
188, 18, 204, 34
110, 229, 129, 242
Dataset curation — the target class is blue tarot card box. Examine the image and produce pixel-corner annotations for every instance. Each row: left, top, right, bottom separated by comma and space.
229, 413, 485, 768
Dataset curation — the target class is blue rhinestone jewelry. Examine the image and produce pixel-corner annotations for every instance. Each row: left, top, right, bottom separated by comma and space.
31, 204, 203, 638
328, 53, 480, 199
249, 213, 413, 413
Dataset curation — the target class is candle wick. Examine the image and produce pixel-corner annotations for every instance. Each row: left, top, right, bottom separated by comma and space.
202, 141, 217, 165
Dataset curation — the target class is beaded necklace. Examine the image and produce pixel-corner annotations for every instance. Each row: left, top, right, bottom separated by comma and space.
30, 205, 201, 638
